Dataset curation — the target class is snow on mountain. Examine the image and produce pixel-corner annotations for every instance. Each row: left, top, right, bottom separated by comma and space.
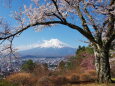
38, 39, 68, 48
17, 39, 70, 51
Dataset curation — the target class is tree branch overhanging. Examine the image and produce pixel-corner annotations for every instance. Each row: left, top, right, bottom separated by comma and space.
0, 21, 62, 40
61, 22, 97, 44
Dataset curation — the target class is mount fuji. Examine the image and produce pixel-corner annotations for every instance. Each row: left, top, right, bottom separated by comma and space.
18, 39, 76, 58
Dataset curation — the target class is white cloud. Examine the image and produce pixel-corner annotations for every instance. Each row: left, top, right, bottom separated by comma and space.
16, 38, 71, 51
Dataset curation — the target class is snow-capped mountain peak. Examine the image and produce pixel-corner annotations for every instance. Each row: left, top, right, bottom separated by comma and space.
39, 39, 67, 48
17, 39, 70, 51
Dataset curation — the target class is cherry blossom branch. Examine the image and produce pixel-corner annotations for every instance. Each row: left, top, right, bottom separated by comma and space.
0, 21, 62, 40
51, 0, 67, 22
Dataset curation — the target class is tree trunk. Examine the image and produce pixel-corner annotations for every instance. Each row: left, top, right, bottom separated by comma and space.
94, 45, 112, 83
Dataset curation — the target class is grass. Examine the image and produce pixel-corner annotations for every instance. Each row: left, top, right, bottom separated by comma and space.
64, 83, 115, 86
64, 78, 115, 86
0, 80, 17, 86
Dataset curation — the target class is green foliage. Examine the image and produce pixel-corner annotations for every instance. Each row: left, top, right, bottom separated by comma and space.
58, 61, 66, 70
65, 61, 74, 70
85, 46, 94, 54
0, 75, 3, 79
42, 63, 48, 71
76, 45, 94, 58
21, 59, 36, 73
76, 46, 85, 55
58, 57, 77, 71
0, 80, 17, 86
65, 56, 77, 68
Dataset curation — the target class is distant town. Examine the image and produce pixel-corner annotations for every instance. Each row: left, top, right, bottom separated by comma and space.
0, 57, 66, 78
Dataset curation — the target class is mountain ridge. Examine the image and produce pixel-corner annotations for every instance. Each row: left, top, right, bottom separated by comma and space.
19, 46, 76, 58
18, 39, 76, 58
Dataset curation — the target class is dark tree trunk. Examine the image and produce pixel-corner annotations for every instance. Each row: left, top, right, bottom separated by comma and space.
94, 45, 112, 83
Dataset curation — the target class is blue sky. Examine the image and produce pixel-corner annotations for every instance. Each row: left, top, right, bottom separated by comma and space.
0, 0, 88, 48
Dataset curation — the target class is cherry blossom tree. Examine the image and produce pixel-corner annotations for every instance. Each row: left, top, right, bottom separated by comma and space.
0, 17, 17, 58
80, 53, 95, 70
0, 0, 114, 83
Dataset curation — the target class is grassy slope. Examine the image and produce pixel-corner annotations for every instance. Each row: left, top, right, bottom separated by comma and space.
71, 83, 115, 86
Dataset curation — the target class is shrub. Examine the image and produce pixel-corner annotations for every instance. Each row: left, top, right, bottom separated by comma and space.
51, 76, 68, 86
33, 64, 49, 79
38, 76, 53, 86
80, 73, 91, 81
80, 71, 96, 82
70, 74, 80, 83
86, 70, 96, 77
6, 73, 37, 86
21, 60, 36, 73
0, 80, 17, 86
86, 70, 97, 81
38, 76, 68, 86
80, 54, 95, 70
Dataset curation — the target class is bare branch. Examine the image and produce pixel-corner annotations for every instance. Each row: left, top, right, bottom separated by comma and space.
83, 8, 98, 31
51, 0, 67, 22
